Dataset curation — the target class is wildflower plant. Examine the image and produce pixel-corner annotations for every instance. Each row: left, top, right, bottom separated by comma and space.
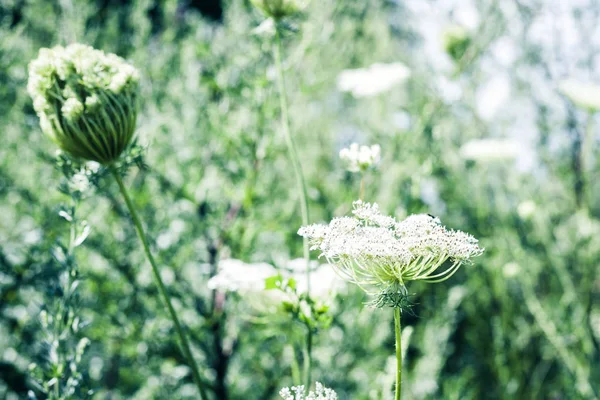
28, 44, 208, 398
28, 161, 92, 400
299, 200, 483, 399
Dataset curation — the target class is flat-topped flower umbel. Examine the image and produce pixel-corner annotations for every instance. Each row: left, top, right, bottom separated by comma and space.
28, 44, 139, 164
298, 201, 483, 305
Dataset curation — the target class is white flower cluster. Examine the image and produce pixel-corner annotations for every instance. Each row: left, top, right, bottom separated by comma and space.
339, 143, 381, 173
298, 201, 483, 293
207, 259, 277, 292
459, 138, 519, 163
337, 62, 410, 98
279, 382, 338, 400
207, 258, 343, 297
559, 79, 600, 111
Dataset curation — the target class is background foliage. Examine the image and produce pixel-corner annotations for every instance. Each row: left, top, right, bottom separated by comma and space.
1, 0, 599, 399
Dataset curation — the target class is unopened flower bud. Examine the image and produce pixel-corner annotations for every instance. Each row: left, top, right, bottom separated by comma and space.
442, 25, 471, 62
28, 43, 140, 164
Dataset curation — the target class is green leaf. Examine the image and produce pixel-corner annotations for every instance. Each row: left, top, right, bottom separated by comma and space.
264, 274, 283, 290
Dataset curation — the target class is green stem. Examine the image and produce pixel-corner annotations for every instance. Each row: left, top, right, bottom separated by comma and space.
273, 24, 311, 291
303, 326, 313, 390
359, 174, 365, 200
394, 307, 402, 400
274, 23, 313, 390
110, 167, 208, 400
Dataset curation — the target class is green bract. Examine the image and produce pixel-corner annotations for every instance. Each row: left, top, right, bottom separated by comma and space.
251, 0, 305, 20
442, 25, 471, 63
28, 44, 140, 164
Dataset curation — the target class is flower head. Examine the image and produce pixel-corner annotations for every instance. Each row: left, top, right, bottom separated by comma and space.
279, 382, 338, 400
337, 62, 410, 98
459, 138, 519, 163
28, 43, 140, 164
298, 201, 483, 306
339, 143, 381, 173
251, 0, 306, 20
558, 79, 600, 112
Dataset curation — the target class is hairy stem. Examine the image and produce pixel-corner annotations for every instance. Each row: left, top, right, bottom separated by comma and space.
110, 167, 208, 400
394, 307, 402, 400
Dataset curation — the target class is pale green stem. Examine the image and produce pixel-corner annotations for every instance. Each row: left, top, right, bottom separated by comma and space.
359, 174, 365, 200
273, 23, 313, 389
582, 111, 594, 209
394, 307, 402, 400
110, 167, 208, 400
303, 327, 313, 390
289, 345, 302, 386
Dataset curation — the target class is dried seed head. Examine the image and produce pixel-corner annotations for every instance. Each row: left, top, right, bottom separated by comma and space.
28, 44, 140, 164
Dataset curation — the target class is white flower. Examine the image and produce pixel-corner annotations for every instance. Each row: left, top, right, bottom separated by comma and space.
503, 262, 521, 278
279, 382, 338, 400
298, 201, 483, 298
339, 143, 381, 172
459, 138, 519, 163
207, 259, 277, 292
287, 258, 345, 296
559, 79, 600, 111
337, 62, 410, 98
517, 200, 536, 220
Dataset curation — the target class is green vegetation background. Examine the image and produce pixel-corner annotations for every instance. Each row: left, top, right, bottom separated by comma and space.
0, 0, 598, 399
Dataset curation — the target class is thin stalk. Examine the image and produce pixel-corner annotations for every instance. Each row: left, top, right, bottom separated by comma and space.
273, 23, 313, 390
303, 327, 313, 390
394, 307, 402, 400
359, 174, 365, 200
110, 167, 208, 400
273, 24, 311, 291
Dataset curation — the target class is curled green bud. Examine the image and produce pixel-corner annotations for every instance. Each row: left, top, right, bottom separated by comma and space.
27, 43, 140, 164
251, 0, 306, 20
442, 25, 471, 63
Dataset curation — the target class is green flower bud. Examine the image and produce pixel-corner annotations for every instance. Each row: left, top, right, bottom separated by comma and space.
27, 43, 140, 164
251, 0, 306, 20
442, 25, 471, 63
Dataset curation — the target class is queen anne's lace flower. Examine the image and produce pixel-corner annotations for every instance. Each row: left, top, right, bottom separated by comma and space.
339, 143, 381, 172
279, 382, 338, 400
298, 201, 483, 304
28, 44, 139, 164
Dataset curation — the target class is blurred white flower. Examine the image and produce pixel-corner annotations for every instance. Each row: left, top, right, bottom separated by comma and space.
339, 143, 381, 172
280, 382, 338, 400
337, 62, 410, 98
503, 262, 521, 278
459, 138, 519, 163
558, 79, 600, 111
287, 258, 344, 297
517, 200, 536, 220
207, 259, 277, 292
475, 75, 510, 120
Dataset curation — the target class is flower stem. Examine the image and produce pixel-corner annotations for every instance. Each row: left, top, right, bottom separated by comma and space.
394, 307, 402, 400
273, 24, 311, 290
110, 167, 208, 400
303, 326, 313, 390
273, 23, 313, 390
359, 174, 365, 200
